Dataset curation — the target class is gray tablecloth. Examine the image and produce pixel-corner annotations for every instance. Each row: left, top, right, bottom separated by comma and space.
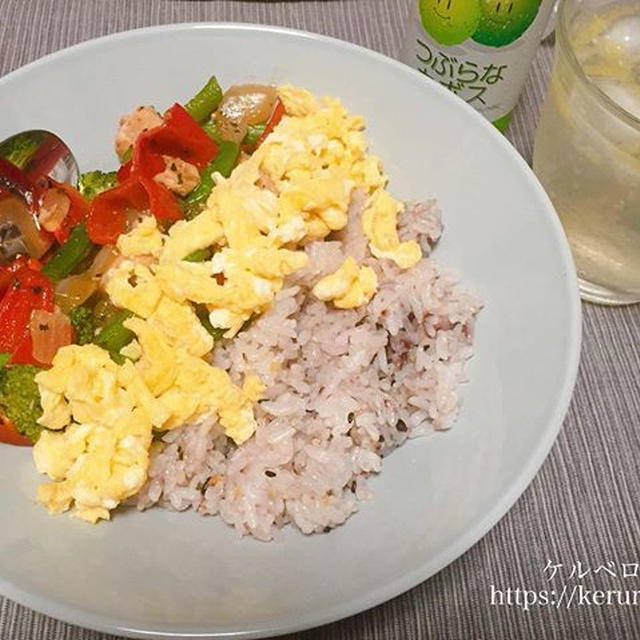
1, 1, 639, 639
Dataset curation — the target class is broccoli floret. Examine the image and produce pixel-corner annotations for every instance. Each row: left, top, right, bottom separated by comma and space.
0, 365, 44, 443
68, 305, 95, 345
77, 170, 117, 200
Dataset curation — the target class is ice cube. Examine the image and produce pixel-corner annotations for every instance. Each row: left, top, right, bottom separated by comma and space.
603, 14, 640, 58
568, 77, 640, 151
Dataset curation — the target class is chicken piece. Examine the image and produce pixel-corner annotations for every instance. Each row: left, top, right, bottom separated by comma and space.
114, 105, 163, 160
38, 187, 71, 232
153, 155, 200, 196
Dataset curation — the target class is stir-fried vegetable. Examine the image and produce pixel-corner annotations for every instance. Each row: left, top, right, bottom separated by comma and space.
45, 180, 91, 244
0, 363, 44, 444
87, 178, 152, 245
0, 75, 288, 446
77, 171, 118, 200
53, 243, 115, 312
253, 98, 285, 147
244, 123, 267, 147
203, 120, 267, 148
29, 308, 73, 365
214, 85, 277, 143
68, 305, 95, 345
0, 158, 91, 263
209, 140, 240, 178
87, 245, 119, 279
92, 299, 121, 330
195, 304, 226, 341
201, 120, 220, 143
41, 223, 94, 280
132, 103, 218, 175
0, 258, 54, 365
184, 76, 223, 123
0, 418, 31, 445
54, 274, 98, 313
38, 186, 73, 233
184, 247, 214, 262
93, 309, 135, 356
182, 140, 240, 219
89, 104, 218, 244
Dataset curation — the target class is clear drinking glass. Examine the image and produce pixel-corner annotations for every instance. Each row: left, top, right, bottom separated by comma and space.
533, 0, 640, 305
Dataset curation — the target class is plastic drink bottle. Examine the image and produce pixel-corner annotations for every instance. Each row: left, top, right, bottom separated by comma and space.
400, 0, 556, 130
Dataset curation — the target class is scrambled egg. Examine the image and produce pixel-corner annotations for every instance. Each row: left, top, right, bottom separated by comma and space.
122, 316, 263, 433
105, 261, 162, 318
362, 190, 421, 269
312, 258, 378, 309
33, 85, 424, 523
34, 347, 155, 523
116, 215, 163, 257
156, 85, 421, 332
34, 338, 262, 522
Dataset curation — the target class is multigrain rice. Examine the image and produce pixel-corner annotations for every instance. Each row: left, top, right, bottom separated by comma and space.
135, 198, 482, 540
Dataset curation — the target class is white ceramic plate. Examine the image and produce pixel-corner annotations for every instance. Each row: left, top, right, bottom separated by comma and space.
0, 24, 581, 639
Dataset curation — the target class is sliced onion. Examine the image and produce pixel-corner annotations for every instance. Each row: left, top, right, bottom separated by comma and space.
30, 308, 73, 365
54, 246, 119, 312
54, 274, 98, 313
220, 85, 277, 124
214, 85, 277, 143
88, 244, 119, 279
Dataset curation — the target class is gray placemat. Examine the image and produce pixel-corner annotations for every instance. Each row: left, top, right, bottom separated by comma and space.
1, 1, 639, 639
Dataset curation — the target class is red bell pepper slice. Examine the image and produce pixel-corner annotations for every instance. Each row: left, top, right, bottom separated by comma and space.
254, 98, 285, 148
86, 177, 148, 245
0, 257, 29, 294
117, 160, 132, 183
138, 175, 182, 221
87, 174, 183, 245
0, 261, 54, 365
133, 103, 218, 175
0, 415, 32, 447
0, 257, 43, 294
